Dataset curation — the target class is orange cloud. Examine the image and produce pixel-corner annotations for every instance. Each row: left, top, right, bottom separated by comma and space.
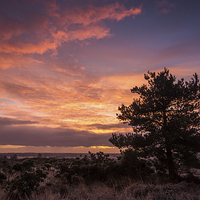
0, 1, 142, 61
54, 65, 85, 76
0, 54, 43, 69
0, 40, 57, 54
0, 66, 145, 134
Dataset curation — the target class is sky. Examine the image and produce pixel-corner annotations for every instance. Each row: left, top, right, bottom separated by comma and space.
0, 0, 200, 153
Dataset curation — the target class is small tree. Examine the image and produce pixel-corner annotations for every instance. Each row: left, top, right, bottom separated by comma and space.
109, 68, 200, 180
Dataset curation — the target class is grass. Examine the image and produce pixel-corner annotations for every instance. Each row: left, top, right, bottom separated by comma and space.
20, 182, 200, 200
1, 177, 200, 199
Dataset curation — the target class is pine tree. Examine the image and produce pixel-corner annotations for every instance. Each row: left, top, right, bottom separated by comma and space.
109, 68, 200, 180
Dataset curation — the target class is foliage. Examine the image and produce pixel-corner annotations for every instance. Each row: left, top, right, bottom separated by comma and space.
120, 149, 154, 179
6, 170, 46, 199
109, 68, 200, 180
13, 163, 22, 172
0, 173, 7, 183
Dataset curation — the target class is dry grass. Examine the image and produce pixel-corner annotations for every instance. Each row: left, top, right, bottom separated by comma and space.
7, 181, 198, 200
1, 168, 200, 200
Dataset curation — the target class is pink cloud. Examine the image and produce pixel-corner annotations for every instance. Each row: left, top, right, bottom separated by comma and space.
156, 0, 175, 14
68, 25, 111, 40
52, 25, 111, 45
0, 9, 50, 41
53, 65, 85, 76
0, 1, 142, 61
59, 3, 142, 26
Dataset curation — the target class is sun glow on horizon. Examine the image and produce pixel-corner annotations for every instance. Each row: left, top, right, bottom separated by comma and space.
0, 145, 120, 153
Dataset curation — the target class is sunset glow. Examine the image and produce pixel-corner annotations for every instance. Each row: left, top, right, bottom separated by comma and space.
0, 0, 200, 153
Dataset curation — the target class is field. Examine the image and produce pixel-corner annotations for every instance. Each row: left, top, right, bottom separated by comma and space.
0, 152, 200, 200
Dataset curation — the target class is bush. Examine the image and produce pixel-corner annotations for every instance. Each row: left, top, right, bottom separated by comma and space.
21, 159, 34, 171
6, 170, 46, 199
0, 173, 7, 183
120, 149, 154, 180
13, 163, 22, 172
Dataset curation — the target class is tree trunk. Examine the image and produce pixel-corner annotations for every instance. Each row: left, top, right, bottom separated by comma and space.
166, 147, 176, 181
163, 109, 176, 181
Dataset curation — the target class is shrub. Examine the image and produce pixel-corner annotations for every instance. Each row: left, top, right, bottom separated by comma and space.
119, 149, 154, 180
13, 163, 22, 172
6, 170, 46, 199
0, 173, 7, 183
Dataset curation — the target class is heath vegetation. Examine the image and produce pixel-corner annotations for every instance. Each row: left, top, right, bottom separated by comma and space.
0, 152, 200, 199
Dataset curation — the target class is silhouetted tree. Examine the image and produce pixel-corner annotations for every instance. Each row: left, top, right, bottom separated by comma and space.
109, 68, 200, 180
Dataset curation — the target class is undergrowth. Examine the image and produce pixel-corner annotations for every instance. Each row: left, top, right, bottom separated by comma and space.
0, 152, 200, 200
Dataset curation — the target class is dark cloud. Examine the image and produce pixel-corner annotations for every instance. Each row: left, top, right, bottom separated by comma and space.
87, 123, 129, 130
0, 81, 36, 96
0, 117, 38, 126
0, 126, 112, 147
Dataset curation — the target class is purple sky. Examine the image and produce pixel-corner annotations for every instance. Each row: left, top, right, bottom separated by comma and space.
0, 0, 200, 153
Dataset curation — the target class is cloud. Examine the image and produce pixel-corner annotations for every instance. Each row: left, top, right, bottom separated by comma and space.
0, 81, 36, 96
0, 40, 57, 55
53, 64, 85, 76
156, 0, 175, 14
59, 2, 142, 26
53, 26, 111, 45
86, 123, 130, 130
0, 65, 144, 132
0, 54, 43, 69
0, 1, 142, 62
0, 126, 112, 147
156, 0, 174, 8
0, 117, 37, 126
0, 66, 142, 138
